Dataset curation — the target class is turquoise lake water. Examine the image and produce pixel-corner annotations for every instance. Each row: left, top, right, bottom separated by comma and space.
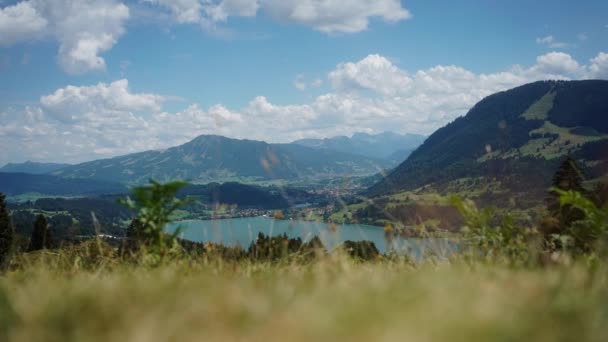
166, 217, 456, 257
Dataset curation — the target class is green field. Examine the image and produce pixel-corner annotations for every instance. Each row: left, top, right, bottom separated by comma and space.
1, 252, 607, 342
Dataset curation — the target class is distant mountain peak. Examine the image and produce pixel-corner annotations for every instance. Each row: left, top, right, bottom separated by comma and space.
51, 134, 390, 185
293, 131, 426, 162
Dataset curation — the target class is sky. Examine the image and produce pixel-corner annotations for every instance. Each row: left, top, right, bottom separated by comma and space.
0, 0, 607, 165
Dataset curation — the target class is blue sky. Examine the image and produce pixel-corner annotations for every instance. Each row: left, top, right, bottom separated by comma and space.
0, 0, 607, 164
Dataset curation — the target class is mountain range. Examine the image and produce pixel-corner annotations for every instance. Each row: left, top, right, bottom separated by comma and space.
51, 135, 392, 185
369, 80, 608, 199
293, 131, 426, 163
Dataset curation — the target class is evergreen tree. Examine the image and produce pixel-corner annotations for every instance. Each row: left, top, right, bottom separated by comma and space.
551, 156, 584, 194
544, 157, 586, 239
29, 214, 51, 251
0, 193, 14, 266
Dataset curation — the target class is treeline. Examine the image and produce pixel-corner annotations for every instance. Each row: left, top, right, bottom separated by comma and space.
4, 182, 324, 248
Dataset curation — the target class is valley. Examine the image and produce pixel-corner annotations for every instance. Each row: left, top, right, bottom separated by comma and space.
3, 3, 608, 340
2, 80, 608, 244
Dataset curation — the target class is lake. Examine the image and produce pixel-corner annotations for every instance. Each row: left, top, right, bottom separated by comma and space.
166, 217, 456, 257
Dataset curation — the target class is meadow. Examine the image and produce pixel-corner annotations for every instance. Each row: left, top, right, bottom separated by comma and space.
1, 248, 607, 342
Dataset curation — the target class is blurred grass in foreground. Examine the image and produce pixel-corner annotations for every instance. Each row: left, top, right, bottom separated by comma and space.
1, 250, 607, 342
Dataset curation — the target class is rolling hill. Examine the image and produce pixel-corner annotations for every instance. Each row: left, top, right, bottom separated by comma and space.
52, 135, 390, 185
368, 80, 608, 199
293, 131, 426, 164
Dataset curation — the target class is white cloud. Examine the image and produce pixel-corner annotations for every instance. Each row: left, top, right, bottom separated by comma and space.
293, 75, 324, 91
589, 52, 608, 79
40, 79, 165, 123
143, 0, 410, 34
536, 35, 570, 49
329, 54, 411, 95
143, 0, 203, 24
2, 51, 608, 164
532, 52, 584, 77
0, 0, 129, 73
205, 0, 259, 22
293, 75, 307, 91
0, 1, 47, 46
261, 0, 410, 33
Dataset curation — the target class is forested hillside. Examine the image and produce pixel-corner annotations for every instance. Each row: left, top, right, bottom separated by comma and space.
369, 80, 608, 196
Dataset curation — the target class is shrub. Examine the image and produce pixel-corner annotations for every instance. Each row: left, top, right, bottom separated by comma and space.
341, 240, 380, 261
120, 180, 192, 261
449, 196, 536, 265
555, 189, 608, 256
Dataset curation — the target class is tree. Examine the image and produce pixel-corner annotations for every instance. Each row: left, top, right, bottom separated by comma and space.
123, 218, 145, 252
29, 214, 51, 251
551, 157, 585, 194
543, 157, 586, 244
549, 157, 585, 220
0, 193, 14, 266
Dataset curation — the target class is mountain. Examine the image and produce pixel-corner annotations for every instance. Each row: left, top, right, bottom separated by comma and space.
0, 161, 70, 174
0, 172, 127, 197
293, 132, 426, 163
369, 80, 608, 199
52, 135, 390, 185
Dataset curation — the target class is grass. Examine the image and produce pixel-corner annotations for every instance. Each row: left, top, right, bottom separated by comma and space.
1, 252, 607, 341
501, 122, 608, 160
521, 91, 555, 120
328, 202, 368, 223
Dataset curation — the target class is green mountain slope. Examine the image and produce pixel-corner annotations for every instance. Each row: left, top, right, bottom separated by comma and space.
369, 80, 608, 197
53, 135, 390, 185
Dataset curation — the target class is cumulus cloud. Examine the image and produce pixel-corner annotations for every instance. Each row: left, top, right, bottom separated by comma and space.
329, 54, 411, 95
1, 0, 410, 75
2, 51, 608, 164
0, 1, 47, 46
0, 0, 129, 73
143, 0, 410, 33
143, 0, 259, 29
531, 52, 585, 78
589, 52, 608, 79
205, 0, 259, 22
40, 79, 165, 123
143, 0, 203, 24
261, 0, 410, 33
